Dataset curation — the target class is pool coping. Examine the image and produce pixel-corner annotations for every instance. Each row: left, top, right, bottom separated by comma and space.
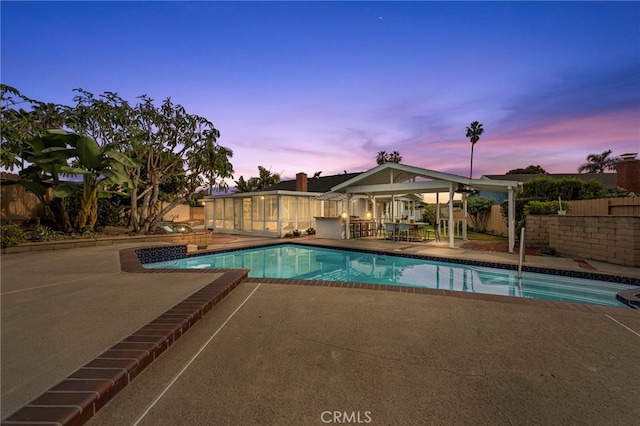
4, 242, 638, 426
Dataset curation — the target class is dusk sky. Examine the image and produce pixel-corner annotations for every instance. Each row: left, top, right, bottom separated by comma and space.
2, 1, 639, 184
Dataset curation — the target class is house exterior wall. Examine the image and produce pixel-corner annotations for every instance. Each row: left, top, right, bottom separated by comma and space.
203, 192, 334, 237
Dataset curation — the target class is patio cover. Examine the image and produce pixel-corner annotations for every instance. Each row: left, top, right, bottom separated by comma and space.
316, 163, 522, 252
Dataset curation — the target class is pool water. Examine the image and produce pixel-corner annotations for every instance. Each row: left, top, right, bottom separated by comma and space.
145, 244, 630, 308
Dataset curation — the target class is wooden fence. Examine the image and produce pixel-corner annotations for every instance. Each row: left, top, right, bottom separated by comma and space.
565, 197, 640, 216
480, 197, 639, 237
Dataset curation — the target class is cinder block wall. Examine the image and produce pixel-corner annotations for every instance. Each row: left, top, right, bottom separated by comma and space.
528, 215, 640, 267
524, 216, 549, 248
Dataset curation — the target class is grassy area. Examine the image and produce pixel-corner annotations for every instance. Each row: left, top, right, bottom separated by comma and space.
465, 232, 508, 241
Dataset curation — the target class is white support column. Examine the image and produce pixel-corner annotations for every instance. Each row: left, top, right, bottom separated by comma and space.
436, 192, 440, 234
508, 186, 515, 253
462, 193, 468, 241
448, 183, 455, 248
345, 192, 351, 239
391, 195, 395, 222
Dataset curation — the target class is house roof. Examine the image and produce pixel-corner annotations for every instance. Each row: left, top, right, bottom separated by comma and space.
482, 173, 618, 191
317, 163, 522, 199
265, 172, 362, 193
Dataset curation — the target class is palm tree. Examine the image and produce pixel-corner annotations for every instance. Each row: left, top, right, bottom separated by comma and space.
466, 121, 484, 179
257, 166, 280, 190
388, 151, 402, 163
376, 150, 402, 165
577, 150, 619, 173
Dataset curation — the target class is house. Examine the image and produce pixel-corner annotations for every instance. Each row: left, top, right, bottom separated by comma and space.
203, 162, 522, 251
201, 172, 361, 238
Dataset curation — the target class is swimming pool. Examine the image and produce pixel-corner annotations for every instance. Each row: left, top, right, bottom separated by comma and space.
144, 244, 632, 308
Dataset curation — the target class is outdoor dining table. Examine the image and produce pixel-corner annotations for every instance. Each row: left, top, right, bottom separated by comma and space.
384, 222, 435, 241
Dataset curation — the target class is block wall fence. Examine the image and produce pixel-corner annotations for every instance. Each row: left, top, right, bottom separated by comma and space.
525, 215, 640, 267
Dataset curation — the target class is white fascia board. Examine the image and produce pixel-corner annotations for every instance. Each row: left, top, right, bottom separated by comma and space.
345, 180, 451, 195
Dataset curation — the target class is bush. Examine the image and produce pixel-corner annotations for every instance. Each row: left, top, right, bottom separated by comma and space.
1, 224, 27, 248
306, 228, 316, 235
30, 225, 60, 242
540, 246, 557, 256
524, 201, 569, 215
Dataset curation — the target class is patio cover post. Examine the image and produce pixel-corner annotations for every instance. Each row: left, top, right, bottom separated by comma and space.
508, 186, 515, 253
436, 192, 440, 234
448, 183, 455, 248
345, 192, 351, 239
462, 193, 468, 241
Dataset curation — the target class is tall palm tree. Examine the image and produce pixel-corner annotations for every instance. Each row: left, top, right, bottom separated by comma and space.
376, 150, 402, 165
466, 121, 484, 179
388, 151, 402, 163
577, 150, 619, 173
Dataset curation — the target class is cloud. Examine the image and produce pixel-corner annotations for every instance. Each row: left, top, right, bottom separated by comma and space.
498, 62, 640, 135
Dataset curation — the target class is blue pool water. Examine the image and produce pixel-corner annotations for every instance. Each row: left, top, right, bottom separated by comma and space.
145, 244, 630, 308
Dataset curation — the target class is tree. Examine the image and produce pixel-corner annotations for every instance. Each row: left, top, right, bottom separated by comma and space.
17, 129, 139, 233
465, 121, 484, 179
4, 86, 234, 234
68, 90, 233, 233
234, 166, 280, 193
466, 196, 493, 232
577, 150, 619, 173
61, 132, 140, 231
506, 165, 547, 174
18, 129, 76, 232
375, 150, 402, 165
129, 96, 232, 233
1, 84, 66, 170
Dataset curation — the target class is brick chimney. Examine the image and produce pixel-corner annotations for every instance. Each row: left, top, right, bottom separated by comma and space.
296, 172, 308, 192
616, 153, 640, 193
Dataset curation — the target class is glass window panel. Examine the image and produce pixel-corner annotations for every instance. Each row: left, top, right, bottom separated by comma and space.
297, 197, 309, 220
252, 196, 264, 221
265, 195, 278, 221
243, 198, 252, 230
214, 199, 224, 228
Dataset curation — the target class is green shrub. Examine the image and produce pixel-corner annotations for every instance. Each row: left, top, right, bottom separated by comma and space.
1, 224, 27, 248
524, 200, 569, 215
540, 246, 557, 256
30, 225, 60, 242
306, 228, 316, 235
292, 229, 302, 237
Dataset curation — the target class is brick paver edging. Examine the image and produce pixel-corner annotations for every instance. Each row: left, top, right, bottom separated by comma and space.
1, 248, 248, 426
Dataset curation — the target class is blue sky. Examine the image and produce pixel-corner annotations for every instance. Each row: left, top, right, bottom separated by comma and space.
2, 1, 639, 183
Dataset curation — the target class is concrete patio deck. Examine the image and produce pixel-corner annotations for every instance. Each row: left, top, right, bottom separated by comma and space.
1, 235, 639, 425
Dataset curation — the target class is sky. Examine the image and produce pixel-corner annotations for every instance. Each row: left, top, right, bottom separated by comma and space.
2, 1, 639, 185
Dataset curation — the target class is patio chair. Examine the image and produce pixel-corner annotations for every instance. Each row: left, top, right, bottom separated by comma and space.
384, 222, 396, 240
156, 221, 194, 233
397, 223, 411, 241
